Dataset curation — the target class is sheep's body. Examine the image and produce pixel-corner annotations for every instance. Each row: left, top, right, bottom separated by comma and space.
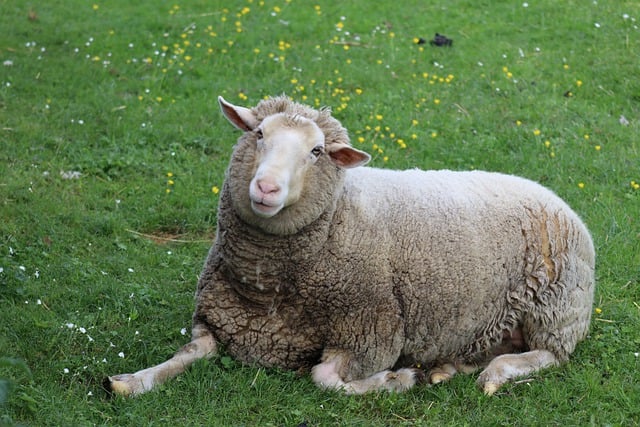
108, 96, 595, 397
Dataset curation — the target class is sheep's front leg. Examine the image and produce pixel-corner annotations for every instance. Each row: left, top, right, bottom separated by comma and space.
106, 326, 217, 396
476, 350, 558, 395
311, 352, 424, 394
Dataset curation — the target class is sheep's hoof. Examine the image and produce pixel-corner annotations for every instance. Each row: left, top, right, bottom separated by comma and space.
429, 372, 452, 384
104, 375, 134, 397
482, 382, 500, 396
428, 363, 457, 384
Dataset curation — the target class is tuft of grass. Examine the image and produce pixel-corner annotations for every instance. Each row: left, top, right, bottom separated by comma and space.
1, 0, 639, 425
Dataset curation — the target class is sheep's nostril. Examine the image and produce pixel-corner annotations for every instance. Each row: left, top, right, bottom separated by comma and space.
257, 180, 279, 195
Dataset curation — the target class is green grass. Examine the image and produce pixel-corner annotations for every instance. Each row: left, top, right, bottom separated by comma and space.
1, 0, 639, 425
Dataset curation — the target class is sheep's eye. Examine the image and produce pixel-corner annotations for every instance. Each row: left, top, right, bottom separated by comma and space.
311, 146, 324, 158
255, 129, 263, 139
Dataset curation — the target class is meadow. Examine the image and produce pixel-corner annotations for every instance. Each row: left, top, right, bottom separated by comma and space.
1, 0, 639, 425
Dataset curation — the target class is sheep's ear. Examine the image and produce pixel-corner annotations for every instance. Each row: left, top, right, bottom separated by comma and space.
327, 144, 371, 169
218, 96, 259, 132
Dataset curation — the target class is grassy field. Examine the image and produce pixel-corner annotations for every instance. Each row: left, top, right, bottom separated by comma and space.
1, 0, 639, 425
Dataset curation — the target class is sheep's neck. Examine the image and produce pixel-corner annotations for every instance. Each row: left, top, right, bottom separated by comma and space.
215, 203, 334, 298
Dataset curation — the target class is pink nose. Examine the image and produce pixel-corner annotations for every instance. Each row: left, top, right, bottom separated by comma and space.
257, 180, 280, 195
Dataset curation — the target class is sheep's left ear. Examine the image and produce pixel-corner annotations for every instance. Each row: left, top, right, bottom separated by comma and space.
218, 96, 259, 132
327, 144, 371, 169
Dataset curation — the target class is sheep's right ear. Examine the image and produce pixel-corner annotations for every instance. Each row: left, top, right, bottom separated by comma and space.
328, 145, 371, 169
218, 96, 259, 132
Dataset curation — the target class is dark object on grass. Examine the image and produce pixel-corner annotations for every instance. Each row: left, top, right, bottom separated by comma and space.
430, 33, 453, 47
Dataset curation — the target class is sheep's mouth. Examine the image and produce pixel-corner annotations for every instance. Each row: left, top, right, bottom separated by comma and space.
251, 199, 283, 218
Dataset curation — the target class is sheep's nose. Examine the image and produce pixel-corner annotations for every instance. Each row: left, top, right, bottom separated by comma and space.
257, 180, 280, 195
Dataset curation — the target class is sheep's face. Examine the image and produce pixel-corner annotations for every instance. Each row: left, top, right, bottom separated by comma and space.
219, 96, 370, 234
249, 114, 325, 218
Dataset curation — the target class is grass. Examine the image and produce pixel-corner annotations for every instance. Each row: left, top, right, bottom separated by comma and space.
1, 0, 639, 425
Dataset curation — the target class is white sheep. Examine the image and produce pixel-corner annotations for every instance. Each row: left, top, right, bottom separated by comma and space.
107, 95, 595, 396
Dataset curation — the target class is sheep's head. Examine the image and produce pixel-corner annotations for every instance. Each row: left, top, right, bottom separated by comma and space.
219, 96, 370, 235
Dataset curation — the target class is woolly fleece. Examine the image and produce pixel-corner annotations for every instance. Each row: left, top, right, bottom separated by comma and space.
192, 96, 595, 383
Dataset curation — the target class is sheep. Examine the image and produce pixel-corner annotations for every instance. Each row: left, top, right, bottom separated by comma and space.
107, 95, 595, 397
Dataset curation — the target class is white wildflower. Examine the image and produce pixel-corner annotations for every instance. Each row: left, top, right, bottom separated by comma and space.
60, 170, 81, 180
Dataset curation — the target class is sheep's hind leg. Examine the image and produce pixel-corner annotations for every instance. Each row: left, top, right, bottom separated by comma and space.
476, 350, 558, 395
106, 326, 217, 396
429, 327, 525, 385
311, 356, 424, 394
